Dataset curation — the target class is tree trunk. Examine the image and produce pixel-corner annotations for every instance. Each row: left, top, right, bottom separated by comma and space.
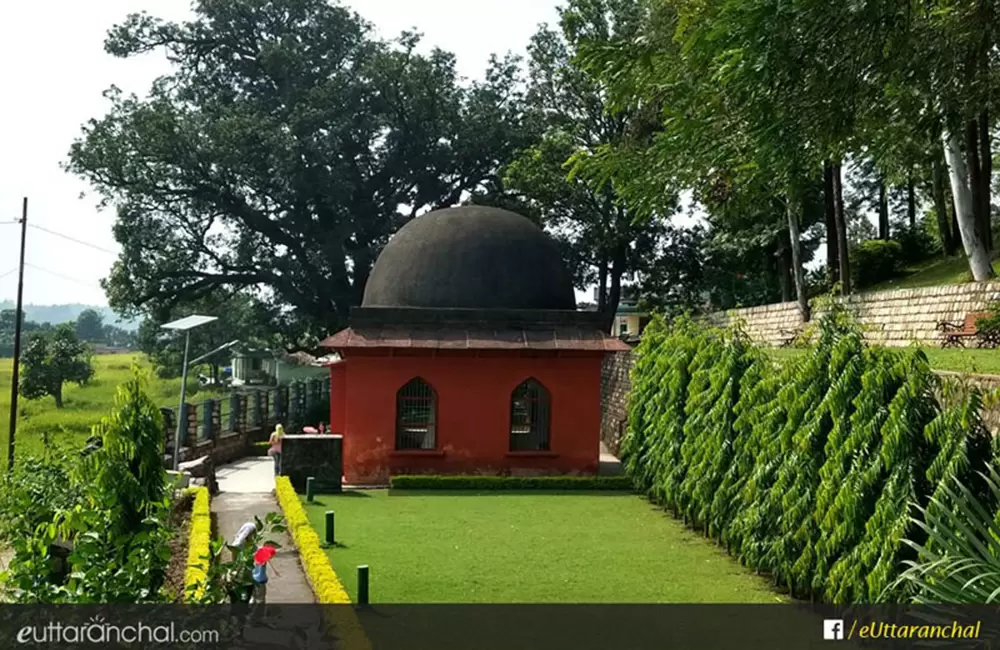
942, 129, 995, 280
979, 109, 993, 253
605, 247, 625, 333
907, 178, 916, 228
777, 240, 792, 303
931, 154, 957, 255
53, 384, 63, 409
833, 162, 851, 294
823, 162, 839, 283
878, 179, 890, 240
966, 119, 989, 257
596, 254, 608, 313
786, 191, 810, 321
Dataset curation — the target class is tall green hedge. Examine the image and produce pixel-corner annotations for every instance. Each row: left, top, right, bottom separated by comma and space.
622, 309, 994, 603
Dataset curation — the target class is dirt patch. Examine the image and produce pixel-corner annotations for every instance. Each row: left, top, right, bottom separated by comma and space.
163, 491, 195, 602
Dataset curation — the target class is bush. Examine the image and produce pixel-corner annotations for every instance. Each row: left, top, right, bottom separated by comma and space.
388, 475, 634, 491
0, 439, 85, 543
622, 310, 993, 604
892, 220, 941, 265
851, 239, 904, 288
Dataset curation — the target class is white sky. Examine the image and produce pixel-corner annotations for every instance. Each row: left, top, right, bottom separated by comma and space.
0, 0, 566, 307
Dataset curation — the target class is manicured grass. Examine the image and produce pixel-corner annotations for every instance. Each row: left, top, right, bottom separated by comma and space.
0, 354, 226, 466
302, 490, 785, 603
770, 346, 1000, 375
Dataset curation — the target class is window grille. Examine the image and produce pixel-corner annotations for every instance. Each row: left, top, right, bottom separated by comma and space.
509, 379, 551, 451
396, 378, 437, 450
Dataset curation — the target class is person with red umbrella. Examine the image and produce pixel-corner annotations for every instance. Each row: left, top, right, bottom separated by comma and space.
250, 544, 279, 607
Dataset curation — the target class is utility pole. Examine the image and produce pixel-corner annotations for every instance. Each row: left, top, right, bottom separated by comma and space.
7, 198, 27, 473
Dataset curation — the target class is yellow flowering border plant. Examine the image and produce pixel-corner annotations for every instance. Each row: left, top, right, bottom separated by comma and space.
183, 486, 211, 602
275, 476, 371, 650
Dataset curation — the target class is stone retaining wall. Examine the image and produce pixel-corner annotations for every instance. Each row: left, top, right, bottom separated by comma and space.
717, 282, 1000, 347
599, 351, 1000, 456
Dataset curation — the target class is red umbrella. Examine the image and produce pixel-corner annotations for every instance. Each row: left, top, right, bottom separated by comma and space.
254, 545, 277, 565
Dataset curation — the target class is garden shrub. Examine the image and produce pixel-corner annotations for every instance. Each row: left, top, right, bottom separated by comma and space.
1, 368, 175, 603
622, 308, 995, 604
851, 239, 904, 288
0, 438, 85, 544
892, 221, 941, 265
388, 476, 633, 490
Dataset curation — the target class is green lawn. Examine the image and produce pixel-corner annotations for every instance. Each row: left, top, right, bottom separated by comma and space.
770, 345, 1000, 374
302, 490, 784, 603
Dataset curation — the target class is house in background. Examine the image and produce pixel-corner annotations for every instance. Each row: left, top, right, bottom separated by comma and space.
231, 348, 331, 385
592, 287, 649, 341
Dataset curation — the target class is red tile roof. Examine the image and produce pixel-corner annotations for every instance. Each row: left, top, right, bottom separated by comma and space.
320, 327, 631, 352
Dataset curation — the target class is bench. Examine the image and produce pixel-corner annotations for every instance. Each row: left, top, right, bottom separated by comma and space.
777, 327, 799, 347
937, 311, 1000, 348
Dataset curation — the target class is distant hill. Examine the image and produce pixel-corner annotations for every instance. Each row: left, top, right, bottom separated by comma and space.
0, 301, 139, 331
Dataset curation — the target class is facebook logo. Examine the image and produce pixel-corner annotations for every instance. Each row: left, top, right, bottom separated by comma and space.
823, 619, 844, 640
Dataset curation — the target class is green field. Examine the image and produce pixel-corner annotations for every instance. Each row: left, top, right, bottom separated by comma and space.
303, 490, 784, 603
770, 345, 1000, 375
0, 354, 226, 465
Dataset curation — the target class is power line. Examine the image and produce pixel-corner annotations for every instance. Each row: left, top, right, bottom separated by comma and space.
27, 224, 118, 255
0, 268, 16, 280
23, 263, 103, 288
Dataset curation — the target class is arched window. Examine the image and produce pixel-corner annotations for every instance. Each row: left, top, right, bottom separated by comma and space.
509, 379, 551, 451
396, 378, 437, 450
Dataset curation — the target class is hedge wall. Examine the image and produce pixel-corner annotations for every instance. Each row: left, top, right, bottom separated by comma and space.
389, 475, 633, 491
623, 310, 995, 603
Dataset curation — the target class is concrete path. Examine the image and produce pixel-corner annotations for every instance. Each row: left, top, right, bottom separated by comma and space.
214, 457, 316, 603
598, 441, 623, 476
214, 458, 338, 648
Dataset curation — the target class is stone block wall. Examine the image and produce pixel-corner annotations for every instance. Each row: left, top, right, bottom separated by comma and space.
600, 350, 634, 457
716, 282, 1000, 347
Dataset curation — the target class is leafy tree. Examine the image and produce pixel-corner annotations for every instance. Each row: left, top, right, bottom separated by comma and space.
67, 0, 534, 347
19, 325, 94, 408
75, 309, 105, 343
138, 290, 273, 380
496, 0, 675, 322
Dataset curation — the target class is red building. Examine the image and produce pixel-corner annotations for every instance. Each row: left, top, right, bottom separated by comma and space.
321, 206, 629, 485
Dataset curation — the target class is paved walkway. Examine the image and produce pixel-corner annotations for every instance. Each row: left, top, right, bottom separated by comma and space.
214, 457, 315, 603
598, 441, 622, 476
214, 458, 336, 649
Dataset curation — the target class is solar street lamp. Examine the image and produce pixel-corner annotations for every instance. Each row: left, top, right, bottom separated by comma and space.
162, 315, 218, 470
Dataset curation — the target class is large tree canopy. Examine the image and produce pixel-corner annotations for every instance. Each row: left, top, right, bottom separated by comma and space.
68, 0, 534, 347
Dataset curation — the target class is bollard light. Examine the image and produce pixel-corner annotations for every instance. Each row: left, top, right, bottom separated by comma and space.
357, 565, 369, 606
325, 510, 335, 545
306, 476, 315, 502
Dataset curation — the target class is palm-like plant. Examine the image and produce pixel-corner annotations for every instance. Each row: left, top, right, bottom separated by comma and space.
894, 466, 1000, 604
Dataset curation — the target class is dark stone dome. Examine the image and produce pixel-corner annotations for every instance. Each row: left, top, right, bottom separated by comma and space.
362, 206, 576, 310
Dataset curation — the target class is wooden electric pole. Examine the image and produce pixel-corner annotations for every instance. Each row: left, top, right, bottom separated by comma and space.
7, 198, 27, 473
